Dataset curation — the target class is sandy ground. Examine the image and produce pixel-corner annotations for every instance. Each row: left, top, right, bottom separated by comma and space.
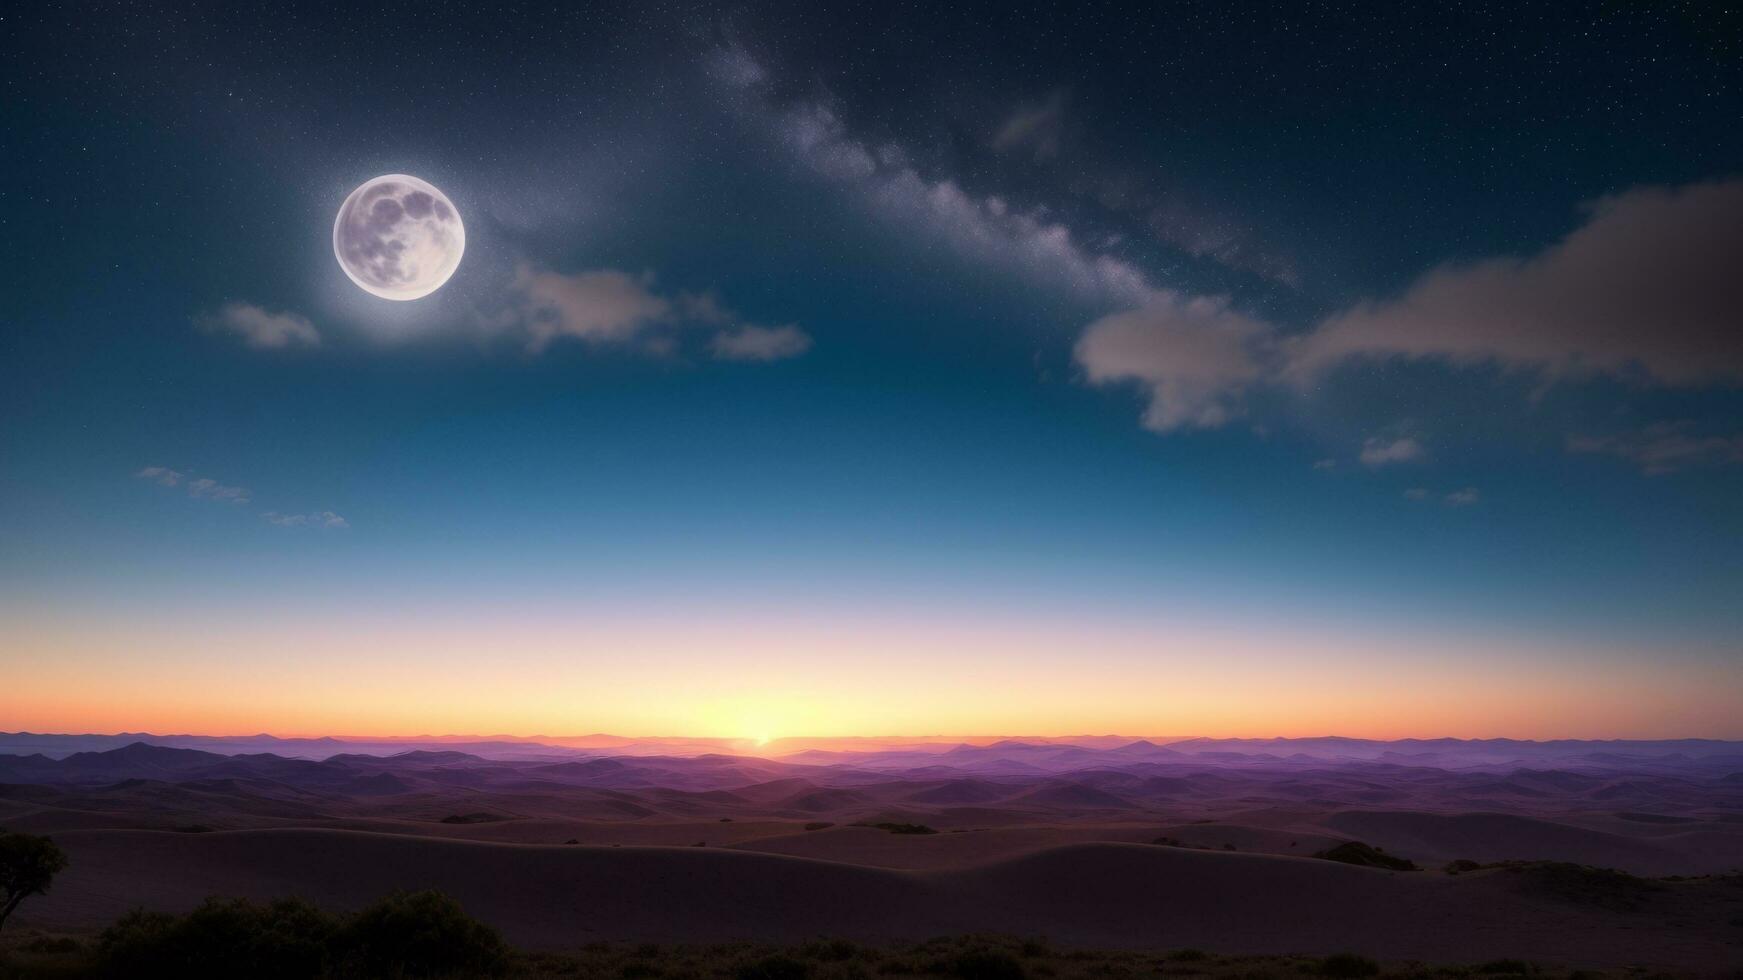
12, 828, 1743, 972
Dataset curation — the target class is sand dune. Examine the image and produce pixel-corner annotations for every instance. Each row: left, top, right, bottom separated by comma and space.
13, 829, 1743, 971
1325, 809, 1743, 876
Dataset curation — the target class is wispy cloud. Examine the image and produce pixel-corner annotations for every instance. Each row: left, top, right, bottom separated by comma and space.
137, 467, 249, 503
491, 262, 811, 361
1443, 488, 1481, 507
263, 510, 350, 529
1405, 486, 1480, 506
1568, 423, 1743, 475
134, 467, 353, 523
197, 302, 321, 349
711, 324, 812, 362
1360, 437, 1425, 467
135, 466, 184, 487
187, 478, 251, 503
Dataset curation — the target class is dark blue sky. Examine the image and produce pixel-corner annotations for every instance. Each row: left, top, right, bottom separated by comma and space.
2, 1, 1739, 736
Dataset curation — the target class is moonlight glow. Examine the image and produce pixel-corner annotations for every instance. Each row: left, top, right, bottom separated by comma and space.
333, 174, 465, 301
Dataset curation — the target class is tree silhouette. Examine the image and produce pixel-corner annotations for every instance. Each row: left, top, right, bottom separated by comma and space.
0, 831, 69, 933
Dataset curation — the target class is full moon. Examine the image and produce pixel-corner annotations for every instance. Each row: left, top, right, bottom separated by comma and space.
333, 174, 465, 301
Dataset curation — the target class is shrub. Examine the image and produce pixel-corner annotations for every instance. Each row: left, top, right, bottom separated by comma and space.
1496, 861, 1659, 911
804, 822, 835, 832
1313, 841, 1417, 871
337, 889, 509, 977
1317, 953, 1380, 977
1476, 959, 1536, 974
99, 897, 338, 979
1444, 859, 1484, 874
865, 822, 937, 835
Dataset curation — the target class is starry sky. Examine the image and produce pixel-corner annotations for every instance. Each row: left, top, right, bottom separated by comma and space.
2, 1, 1740, 739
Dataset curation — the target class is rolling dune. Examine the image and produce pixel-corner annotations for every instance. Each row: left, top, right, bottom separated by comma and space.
14, 829, 1743, 971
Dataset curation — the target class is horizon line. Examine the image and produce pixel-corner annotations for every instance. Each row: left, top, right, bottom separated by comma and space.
7, 730, 1741, 746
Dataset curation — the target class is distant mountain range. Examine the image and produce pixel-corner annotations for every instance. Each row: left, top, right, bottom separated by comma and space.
4, 738, 1742, 877
4, 734, 1742, 790
5, 731, 1741, 767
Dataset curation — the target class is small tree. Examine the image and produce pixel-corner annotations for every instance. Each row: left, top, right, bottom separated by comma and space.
0, 831, 69, 933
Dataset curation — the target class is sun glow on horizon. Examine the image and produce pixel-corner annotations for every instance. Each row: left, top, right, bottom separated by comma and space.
5, 597, 1740, 741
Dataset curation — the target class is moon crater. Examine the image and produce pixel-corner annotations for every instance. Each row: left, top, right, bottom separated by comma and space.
334, 174, 464, 301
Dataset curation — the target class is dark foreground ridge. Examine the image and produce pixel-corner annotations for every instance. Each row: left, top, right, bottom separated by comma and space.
9, 831, 1743, 973
0, 890, 1691, 979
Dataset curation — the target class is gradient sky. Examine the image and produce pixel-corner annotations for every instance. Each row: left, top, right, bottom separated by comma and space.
3, 2, 1740, 739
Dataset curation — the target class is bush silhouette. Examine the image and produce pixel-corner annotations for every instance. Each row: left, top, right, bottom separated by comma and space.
857, 822, 937, 835
1313, 841, 1417, 871
97, 889, 506, 978
338, 889, 509, 977
99, 897, 338, 979
0, 830, 69, 935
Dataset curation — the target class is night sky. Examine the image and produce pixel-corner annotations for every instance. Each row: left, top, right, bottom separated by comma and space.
3, 2, 1740, 738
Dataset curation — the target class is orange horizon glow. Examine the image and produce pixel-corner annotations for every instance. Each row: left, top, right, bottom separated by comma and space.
6, 597, 1740, 742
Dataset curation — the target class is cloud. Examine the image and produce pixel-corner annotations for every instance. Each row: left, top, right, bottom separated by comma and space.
1287, 179, 1743, 386
711, 49, 1738, 466
138, 467, 250, 503
1074, 297, 1270, 431
1403, 487, 1430, 501
509, 265, 672, 353
494, 263, 810, 362
1359, 437, 1424, 467
136, 466, 354, 523
186, 477, 251, 503
710, 324, 813, 362
992, 89, 1067, 162
709, 42, 1306, 433
198, 302, 321, 349
1568, 423, 1743, 475
1312, 458, 1337, 470
263, 510, 350, 529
